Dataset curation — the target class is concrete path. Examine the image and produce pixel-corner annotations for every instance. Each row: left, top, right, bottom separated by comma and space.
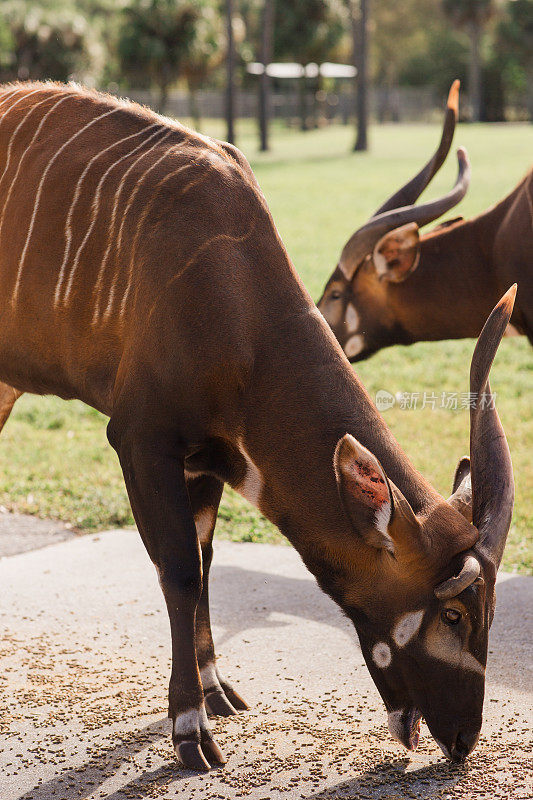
0, 511, 75, 557
0, 530, 531, 800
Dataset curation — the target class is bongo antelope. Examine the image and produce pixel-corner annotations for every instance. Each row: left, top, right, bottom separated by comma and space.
318, 80, 531, 359
0, 82, 515, 771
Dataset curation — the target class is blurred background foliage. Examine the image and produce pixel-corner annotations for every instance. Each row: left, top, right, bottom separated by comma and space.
0, 0, 531, 122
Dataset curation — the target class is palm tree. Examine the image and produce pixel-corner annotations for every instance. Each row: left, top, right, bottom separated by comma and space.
258, 0, 275, 151
351, 0, 369, 151
183, 6, 222, 130
225, 0, 236, 144
443, 0, 494, 121
117, 0, 200, 114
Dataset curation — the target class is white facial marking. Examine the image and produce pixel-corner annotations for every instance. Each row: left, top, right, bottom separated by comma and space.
424, 630, 485, 676
345, 303, 360, 334
237, 438, 263, 507
374, 502, 392, 536
200, 663, 219, 692
194, 507, 216, 545
173, 705, 209, 737
387, 710, 405, 744
459, 652, 485, 676
392, 610, 425, 648
372, 641, 392, 668
344, 334, 365, 358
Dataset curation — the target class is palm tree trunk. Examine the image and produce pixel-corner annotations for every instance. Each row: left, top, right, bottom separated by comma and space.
298, 75, 309, 131
527, 64, 533, 123
258, 0, 274, 151
468, 20, 482, 122
353, 0, 369, 151
188, 82, 201, 130
159, 81, 169, 115
225, 0, 236, 144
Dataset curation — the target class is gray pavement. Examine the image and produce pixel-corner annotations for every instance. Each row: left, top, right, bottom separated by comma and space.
0, 511, 75, 557
0, 529, 531, 800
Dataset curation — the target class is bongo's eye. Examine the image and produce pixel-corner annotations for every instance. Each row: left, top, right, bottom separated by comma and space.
330, 291, 342, 300
441, 608, 462, 625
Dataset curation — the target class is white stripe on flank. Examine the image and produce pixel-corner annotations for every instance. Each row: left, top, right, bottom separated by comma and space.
13, 106, 122, 306
55, 121, 157, 305
94, 128, 172, 319
114, 144, 182, 267
0, 88, 43, 129
0, 95, 72, 243
0, 90, 25, 127
142, 220, 258, 325
60, 122, 162, 304
94, 145, 186, 324
0, 89, 23, 111
0, 92, 53, 191
116, 161, 197, 321
0, 88, 45, 172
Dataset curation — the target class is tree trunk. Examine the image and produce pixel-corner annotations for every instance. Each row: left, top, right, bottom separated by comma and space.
298, 75, 309, 131
352, 0, 369, 151
468, 20, 482, 122
225, 0, 236, 144
188, 82, 201, 130
528, 64, 533, 124
158, 61, 173, 115
158, 81, 169, 115
258, 0, 274, 151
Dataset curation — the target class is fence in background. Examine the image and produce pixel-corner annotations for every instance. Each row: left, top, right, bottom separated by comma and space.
122, 86, 446, 124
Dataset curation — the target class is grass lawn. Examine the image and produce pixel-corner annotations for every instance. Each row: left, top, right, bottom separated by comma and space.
1, 119, 531, 572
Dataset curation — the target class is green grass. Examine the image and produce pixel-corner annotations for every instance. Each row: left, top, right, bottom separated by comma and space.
1, 120, 531, 572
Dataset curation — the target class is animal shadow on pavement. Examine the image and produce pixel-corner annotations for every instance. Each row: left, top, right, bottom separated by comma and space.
305, 758, 465, 800
210, 565, 532, 692
13, 718, 192, 800
209, 562, 352, 648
